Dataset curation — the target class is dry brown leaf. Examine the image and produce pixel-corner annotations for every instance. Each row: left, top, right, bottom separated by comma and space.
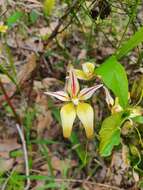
51, 156, 77, 172
35, 94, 48, 106
33, 80, 43, 92
51, 156, 65, 172
37, 111, 53, 135
39, 21, 58, 39
0, 158, 14, 173
0, 138, 21, 172
77, 49, 87, 60
82, 183, 95, 190
18, 53, 37, 85
24, 38, 44, 53
24, 0, 42, 5
42, 77, 62, 89
0, 53, 37, 105
31, 182, 45, 190
0, 139, 21, 155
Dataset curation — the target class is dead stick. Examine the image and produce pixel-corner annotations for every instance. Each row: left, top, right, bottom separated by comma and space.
54, 178, 122, 190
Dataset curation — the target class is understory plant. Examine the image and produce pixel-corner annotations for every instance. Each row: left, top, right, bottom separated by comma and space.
45, 26, 143, 159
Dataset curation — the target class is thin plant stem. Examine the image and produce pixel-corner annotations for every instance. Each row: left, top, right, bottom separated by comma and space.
0, 78, 30, 189
16, 124, 30, 190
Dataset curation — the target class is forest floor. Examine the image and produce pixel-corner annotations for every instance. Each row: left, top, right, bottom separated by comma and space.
0, 0, 143, 190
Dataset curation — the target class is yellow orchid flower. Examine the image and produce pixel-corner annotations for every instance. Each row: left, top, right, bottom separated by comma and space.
75, 62, 95, 80
45, 69, 102, 138
0, 24, 8, 33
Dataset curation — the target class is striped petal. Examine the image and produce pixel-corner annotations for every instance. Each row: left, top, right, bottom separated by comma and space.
78, 84, 103, 100
44, 91, 70, 101
82, 62, 95, 74
103, 87, 114, 107
75, 69, 88, 80
76, 102, 94, 138
60, 103, 76, 138
67, 69, 80, 97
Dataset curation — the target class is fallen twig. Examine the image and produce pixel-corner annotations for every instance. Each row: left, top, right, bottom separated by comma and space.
53, 178, 122, 190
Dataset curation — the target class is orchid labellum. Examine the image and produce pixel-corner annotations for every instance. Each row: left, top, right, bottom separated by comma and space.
45, 69, 102, 138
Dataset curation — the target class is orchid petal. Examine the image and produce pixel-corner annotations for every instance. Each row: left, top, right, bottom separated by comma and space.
78, 84, 103, 100
75, 69, 88, 80
76, 103, 94, 138
82, 62, 95, 74
60, 103, 76, 138
67, 69, 80, 97
44, 91, 70, 101
103, 87, 114, 107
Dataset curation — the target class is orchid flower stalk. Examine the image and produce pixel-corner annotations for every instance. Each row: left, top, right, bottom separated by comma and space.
45, 69, 102, 138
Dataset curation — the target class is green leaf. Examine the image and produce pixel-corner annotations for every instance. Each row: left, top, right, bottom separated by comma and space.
7, 11, 23, 27
30, 10, 39, 24
52, 107, 61, 124
116, 26, 143, 59
10, 149, 23, 158
43, 0, 55, 16
70, 132, 88, 166
95, 56, 128, 108
132, 116, 143, 124
0, 65, 17, 85
48, 99, 61, 124
99, 113, 123, 157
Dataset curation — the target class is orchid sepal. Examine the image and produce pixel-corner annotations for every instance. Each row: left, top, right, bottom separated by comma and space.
78, 84, 103, 100
60, 103, 76, 138
75, 69, 89, 80
67, 69, 80, 97
44, 91, 70, 101
76, 102, 94, 139
82, 62, 95, 74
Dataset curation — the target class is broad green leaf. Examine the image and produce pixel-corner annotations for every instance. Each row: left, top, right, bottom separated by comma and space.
99, 113, 123, 157
7, 11, 23, 27
95, 56, 128, 108
116, 26, 143, 59
43, 0, 55, 16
